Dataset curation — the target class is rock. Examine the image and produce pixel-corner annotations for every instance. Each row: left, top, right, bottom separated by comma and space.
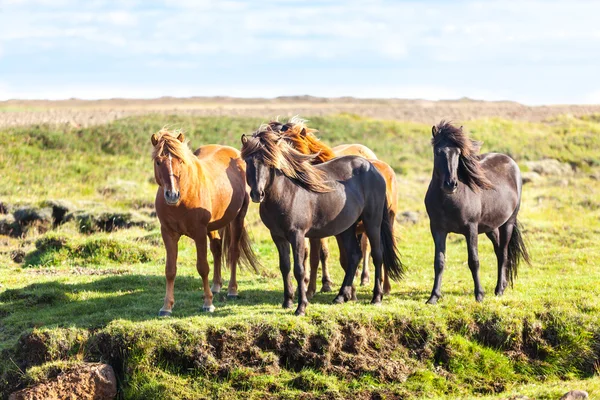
41, 200, 75, 226
0, 214, 21, 237
525, 159, 574, 176
521, 171, 541, 184
559, 390, 589, 400
397, 211, 419, 225
66, 210, 155, 233
13, 207, 53, 234
9, 363, 117, 400
10, 249, 26, 263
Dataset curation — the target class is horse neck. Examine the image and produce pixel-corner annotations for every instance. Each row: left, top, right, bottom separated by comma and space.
264, 169, 288, 203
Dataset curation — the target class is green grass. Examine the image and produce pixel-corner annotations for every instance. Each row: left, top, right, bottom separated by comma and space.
1, 114, 599, 399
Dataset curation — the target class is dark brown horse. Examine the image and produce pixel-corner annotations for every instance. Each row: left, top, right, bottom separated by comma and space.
266, 117, 398, 297
152, 128, 259, 316
241, 125, 404, 315
424, 121, 530, 304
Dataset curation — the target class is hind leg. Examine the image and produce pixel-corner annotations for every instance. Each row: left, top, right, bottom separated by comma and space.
359, 234, 370, 286
306, 238, 320, 300
289, 231, 309, 316
466, 225, 484, 302
194, 228, 215, 312
225, 196, 250, 299
209, 231, 223, 294
320, 240, 333, 292
333, 225, 362, 304
362, 221, 386, 305
489, 221, 513, 296
427, 228, 448, 305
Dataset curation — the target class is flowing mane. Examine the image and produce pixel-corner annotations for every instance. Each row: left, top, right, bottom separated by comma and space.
151, 128, 195, 164
432, 121, 494, 191
266, 116, 336, 163
241, 124, 333, 193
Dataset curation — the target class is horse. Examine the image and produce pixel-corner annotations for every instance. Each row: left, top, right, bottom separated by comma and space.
424, 121, 530, 304
241, 125, 404, 316
266, 118, 398, 297
151, 128, 259, 316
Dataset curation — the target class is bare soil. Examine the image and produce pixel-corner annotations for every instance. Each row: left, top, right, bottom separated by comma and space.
2, 96, 600, 127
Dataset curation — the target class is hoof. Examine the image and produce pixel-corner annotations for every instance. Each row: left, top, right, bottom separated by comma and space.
426, 296, 439, 305
211, 286, 221, 294
294, 307, 306, 316
320, 283, 333, 293
332, 295, 346, 304
371, 300, 382, 306
202, 305, 216, 313
158, 309, 172, 317
227, 294, 239, 300
360, 277, 369, 286
282, 300, 294, 309
475, 292, 485, 302
306, 290, 315, 300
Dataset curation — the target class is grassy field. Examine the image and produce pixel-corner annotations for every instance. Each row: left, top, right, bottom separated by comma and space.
0, 114, 599, 399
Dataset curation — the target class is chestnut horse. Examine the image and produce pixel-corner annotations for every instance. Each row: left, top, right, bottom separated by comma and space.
425, 121, 530, 304
241, 125, 403, 315
266, 118, 398, 298
151, 129, 259, 316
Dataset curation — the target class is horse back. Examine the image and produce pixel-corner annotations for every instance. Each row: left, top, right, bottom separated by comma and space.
332, 144, 378, 160
479, 153, 522, 196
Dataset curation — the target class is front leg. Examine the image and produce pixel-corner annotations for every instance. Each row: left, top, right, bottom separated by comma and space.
159, 227, 181, 316
466, 225, 484, 302
426, 228, 447, 305
306, 238, 321, 300
272, 234, 294, 309
290, 232, 308, 316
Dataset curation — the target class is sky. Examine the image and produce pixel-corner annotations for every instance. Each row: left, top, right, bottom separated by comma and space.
0, 0, 599, 104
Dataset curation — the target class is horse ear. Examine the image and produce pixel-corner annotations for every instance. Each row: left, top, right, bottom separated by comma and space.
177, 132, 185, 142
431, 125, 437, 137
300, 128, 307, 136
151, 133, 159, 146
471, 140, 483, 153
241, 134, 248, 145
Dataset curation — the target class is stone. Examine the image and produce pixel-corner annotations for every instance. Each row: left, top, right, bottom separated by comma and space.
0, 214, 21, 236
9, 363, 117, 400
521, 171, 541, 184
397, 211, 419, 225
559, 390, 589, 400
524, 159, 574, 176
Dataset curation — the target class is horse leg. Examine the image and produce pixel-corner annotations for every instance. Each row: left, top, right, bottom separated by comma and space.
320, 239, 333, 292
272, 234, 294, 309
466, 225, 484, 302
209, 231, 223, 294
289, 232, 309, 316
382, 215, 395, 295
426, 228, 447, 305
194, 228, 215, 312
362, 218, 385, 305
360, 234, 370, 286
306, 238, 320, 300
159, 227, 180, 316
492, 222, 513, 296
333, 226, 362, 304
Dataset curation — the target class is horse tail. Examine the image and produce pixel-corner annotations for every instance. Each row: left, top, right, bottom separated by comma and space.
506, 219, 530, 287
380, 197, 405, 281
222, 224, 261, 273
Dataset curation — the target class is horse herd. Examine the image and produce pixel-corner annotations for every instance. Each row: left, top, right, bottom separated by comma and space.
151, 117, 530, 317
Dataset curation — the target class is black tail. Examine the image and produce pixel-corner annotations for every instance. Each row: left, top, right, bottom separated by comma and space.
222, 224, 261, 273
380, 198, 405, 281
507, 220, 530, 287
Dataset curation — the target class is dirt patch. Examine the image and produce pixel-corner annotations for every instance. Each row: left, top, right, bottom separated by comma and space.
9, 363, 117, 400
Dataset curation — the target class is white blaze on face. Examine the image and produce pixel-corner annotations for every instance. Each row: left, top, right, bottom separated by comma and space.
168, 153, 176, 191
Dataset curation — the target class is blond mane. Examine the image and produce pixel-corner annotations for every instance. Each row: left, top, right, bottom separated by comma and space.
241, 124, 333, 193
151, 128, 195, 164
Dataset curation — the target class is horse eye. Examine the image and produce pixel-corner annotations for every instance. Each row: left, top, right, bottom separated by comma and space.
156, 160, 160, 166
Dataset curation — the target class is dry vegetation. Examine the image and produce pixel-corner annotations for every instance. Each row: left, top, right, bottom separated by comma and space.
3, 96, 600, 127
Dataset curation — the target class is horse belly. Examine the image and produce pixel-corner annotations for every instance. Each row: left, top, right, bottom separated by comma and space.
305, 193, 363, 238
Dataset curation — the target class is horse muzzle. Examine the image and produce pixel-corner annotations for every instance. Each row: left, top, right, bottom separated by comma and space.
250, 189, 265, 203
442, 180, 458, 194
164, 189, 181, 205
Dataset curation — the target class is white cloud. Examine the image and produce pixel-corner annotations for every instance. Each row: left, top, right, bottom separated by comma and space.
585, 90, 600, 105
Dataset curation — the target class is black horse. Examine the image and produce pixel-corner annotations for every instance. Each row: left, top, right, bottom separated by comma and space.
241, 125, 404, 316
424, 121, 530, 304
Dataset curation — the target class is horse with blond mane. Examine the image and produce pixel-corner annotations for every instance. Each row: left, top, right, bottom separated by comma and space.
266, 117, 398, 298
151, 129, 259, 316
241, 124, 404, 315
